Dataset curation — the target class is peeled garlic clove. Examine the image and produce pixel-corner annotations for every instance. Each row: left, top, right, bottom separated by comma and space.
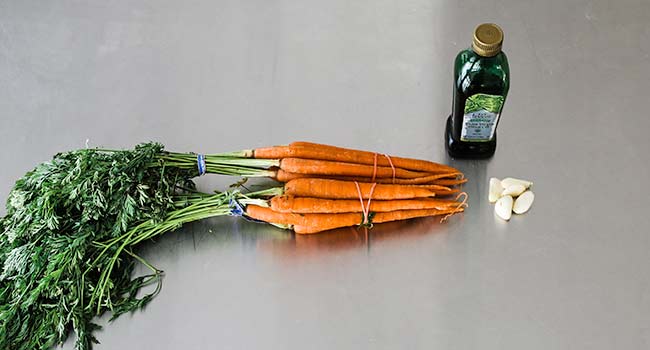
495, 195, 513, 221
513, 191, 534, 214
488, 177, 504, 203
502, 184, 526, 197
501, 177, 533, 189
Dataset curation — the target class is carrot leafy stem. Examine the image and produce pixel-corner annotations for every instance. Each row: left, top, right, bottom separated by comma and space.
0, 143, 275, 350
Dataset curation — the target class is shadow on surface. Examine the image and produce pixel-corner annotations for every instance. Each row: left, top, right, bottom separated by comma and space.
133, 210, 463, 265
257, 214, 461, 260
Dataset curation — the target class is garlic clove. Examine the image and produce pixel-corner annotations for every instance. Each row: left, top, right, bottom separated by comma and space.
513, 191, 535, 214
495, 195, 513, 221
488, 177, 504, 203
501, 177, 533, 189
502, 184, 526, 197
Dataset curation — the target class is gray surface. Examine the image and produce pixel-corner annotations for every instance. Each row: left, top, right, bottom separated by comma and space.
1, 0, 650, 349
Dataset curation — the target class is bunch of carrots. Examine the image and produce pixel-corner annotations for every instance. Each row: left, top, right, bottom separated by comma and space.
0, 140, 467, 350
220, 141, 468, 234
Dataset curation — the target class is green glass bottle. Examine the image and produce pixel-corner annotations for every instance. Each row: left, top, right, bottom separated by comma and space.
445, 23, 510, 158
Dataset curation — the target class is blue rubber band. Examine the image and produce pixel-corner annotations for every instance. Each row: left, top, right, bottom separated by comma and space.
197, 154, 206, 176
228, 198, 245, 217
229, 198, 265, 223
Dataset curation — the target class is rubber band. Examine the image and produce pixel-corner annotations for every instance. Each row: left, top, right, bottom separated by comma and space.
440, 192, 468, 223
228, 198, 245, 217
365, 183, 377, 224
353, 182, 366, 222
197, 154, 206, 176
354, 181, 377, 226
383, 154, 396, 184
228, 198, 266, 223
371, 152, 396, 184
372, 153, 378, 182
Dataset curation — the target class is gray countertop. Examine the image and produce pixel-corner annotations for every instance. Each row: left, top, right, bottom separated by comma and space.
2, 0, 650, 349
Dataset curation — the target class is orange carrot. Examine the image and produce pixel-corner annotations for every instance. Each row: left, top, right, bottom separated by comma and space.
245, 205, 464, 234
246, 205, 368, 230
275, 169, 376, 183
411, 184, 453, 192
253, 142, 459, 174
284, 179, 436, 200
245, 204, 305, 226
294, 207, 465, 234
429, 189, 461, 197
409, 184, 462, 196
279, 158, 430, 179
274, 169, 311, 182
273, 169, 461, 185
432, 178, 468, 187
270, 196, 462, 213
379, 173, 462, 184
252, 145, 294, 159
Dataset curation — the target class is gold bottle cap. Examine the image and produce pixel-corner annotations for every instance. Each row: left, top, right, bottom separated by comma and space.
472, 23, 503, 57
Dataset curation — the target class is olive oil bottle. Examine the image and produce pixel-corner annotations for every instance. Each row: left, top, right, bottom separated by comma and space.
445, 23, 510, 158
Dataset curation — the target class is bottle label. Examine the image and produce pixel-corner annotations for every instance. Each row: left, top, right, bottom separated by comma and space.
461, 93, 504, 142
